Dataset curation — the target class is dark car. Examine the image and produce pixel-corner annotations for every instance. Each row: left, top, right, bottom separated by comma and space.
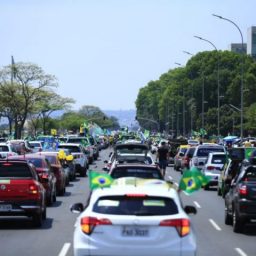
109, 164, 164, 180
9, 154, 57, 206
0, 159, 46, 227
37, 152, 66, 195
224, 163, 256, 233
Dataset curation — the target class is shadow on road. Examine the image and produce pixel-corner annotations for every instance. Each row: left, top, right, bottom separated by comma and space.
243, 222, 256, 236
0, 217, 53, 230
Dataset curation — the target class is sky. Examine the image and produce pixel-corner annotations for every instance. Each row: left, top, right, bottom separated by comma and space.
0, 0, 255, 111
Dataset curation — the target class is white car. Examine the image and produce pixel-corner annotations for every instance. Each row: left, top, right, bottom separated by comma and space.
201, 152, 227, 190
0, 143, 17, 159
58, 143, 88, 177
71, 181, 197, 256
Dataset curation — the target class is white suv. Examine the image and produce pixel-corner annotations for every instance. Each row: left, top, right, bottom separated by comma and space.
71, 180, 197, 256
190, 144, 226, 170
58, 143, 88, 177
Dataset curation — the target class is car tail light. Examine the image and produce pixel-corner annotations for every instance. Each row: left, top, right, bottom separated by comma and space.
207, 166, 215, 170
159, 218, 190, 237
28, 184, 39, 194
2, 163, 12, 166
239, 185, 248, 196
80, 216, 112, 235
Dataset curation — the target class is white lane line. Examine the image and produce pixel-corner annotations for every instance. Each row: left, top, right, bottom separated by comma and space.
193, 201, 201, 208
58, 243, 71, 256
235, 248, 247, 256
209, 219, 222, 231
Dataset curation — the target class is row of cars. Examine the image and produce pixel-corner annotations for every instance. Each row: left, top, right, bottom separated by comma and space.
173, 142, 256, 233
70, 141, 198, 256
0, 135, 107, 227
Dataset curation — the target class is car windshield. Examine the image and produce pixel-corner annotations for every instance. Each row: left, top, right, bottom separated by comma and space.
211, 155, 226, 164
111, 168, 162, 179
0, 162, 32, 177
93, 195, 178, 216
197, 147, 224, 157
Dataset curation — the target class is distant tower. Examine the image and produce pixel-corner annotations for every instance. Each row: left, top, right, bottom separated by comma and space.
247, 26, 256, 59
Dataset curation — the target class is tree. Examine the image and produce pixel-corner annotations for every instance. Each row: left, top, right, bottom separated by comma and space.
0, 62, 58, 138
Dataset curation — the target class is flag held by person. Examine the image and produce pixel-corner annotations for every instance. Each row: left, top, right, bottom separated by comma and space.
89, 170, 113, 190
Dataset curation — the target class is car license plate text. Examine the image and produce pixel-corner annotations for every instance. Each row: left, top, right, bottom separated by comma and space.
122, 226, 149, 237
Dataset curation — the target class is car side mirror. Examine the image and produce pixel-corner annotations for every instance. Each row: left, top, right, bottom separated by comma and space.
184, 205, 197, 215
70, 203, 84, 213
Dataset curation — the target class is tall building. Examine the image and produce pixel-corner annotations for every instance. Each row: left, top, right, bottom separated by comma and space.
229, 43, 247, 54
247, 26, 256, 58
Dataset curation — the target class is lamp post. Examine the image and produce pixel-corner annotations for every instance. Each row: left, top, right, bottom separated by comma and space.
174, 62, 186, 136
212, 14, 244, 139
183, 50, 194, 135
194, 35, 220, 137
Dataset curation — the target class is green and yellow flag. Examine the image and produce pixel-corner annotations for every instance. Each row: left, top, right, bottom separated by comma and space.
89, 170, 113, 190
179, 168, 210, 194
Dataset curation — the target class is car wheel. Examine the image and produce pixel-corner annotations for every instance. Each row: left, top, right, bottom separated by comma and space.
47, 191, 54, 206
233, 209, 244, 233
217, 187, 222, 196
32, 211, 43, 227
42, 205, 47, 220
53, 189, 57, 203
203, 184, 209, 190
224, 206, 232, 225
80, 167, 87, 177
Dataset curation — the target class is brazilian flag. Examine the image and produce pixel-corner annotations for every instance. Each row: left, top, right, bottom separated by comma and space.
179, 168, 210, 194
89, 170, 113, 190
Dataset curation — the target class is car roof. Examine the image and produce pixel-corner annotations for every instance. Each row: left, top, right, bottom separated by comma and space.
90, 182, 178, 199
58, 143, 81, 146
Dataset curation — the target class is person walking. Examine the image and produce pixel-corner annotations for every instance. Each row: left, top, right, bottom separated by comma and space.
157, 141, 169, 178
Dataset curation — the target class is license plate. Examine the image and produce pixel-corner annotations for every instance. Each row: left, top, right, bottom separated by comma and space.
122, 226, 149, 237
0, 204, 12, 211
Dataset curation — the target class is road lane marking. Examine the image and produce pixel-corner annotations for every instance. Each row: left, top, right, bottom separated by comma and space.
193, 201, 201, 208
209, 219, 221, 231
58, 243, 71, 256
235, 248, 247, 256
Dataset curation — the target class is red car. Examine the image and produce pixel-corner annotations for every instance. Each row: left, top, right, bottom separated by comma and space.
9, 154, 57, 206
37, 152, 66, 196
0, 159, 46, 227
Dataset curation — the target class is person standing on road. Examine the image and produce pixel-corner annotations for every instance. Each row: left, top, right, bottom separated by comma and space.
157, 141, 169, 178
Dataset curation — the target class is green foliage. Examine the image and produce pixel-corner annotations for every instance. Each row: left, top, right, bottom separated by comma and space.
136, 50, 256, 136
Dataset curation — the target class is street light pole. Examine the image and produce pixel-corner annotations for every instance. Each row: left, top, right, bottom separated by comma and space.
212, 14, 244, 139
183, 50, 194, 135
174, 62, 185, 136
194, 36, 220, 137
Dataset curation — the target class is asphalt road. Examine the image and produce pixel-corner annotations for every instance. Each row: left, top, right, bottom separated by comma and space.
0, 148, 255, 256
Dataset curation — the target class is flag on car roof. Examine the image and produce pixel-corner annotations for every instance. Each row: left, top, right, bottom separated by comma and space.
89, 170, 113, 190
178, 167, 210, 194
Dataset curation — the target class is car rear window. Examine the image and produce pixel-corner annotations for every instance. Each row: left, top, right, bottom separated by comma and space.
0, 146, 9, 152
93, 195, 178, 215
243, 167, 256, 181
111, 168, 162, 179
211, 155, 226, 164
43, 155, 57, 164
0, 162, 32, 177
187, 148, 195, 157
26, 158, 43, 168
197, 147, 224, 157
58, 145, 80, 153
